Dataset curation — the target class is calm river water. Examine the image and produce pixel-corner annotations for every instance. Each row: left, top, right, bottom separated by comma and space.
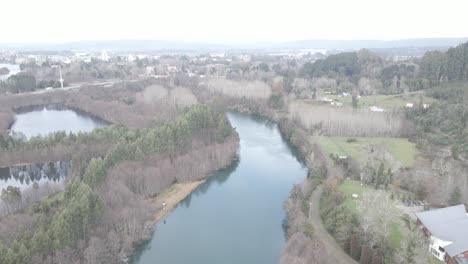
131, 112, 308, 264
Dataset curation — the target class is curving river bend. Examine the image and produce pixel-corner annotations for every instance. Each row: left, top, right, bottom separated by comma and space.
132, 112, 308, 264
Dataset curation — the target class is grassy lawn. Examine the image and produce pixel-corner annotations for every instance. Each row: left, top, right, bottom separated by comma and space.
338, 180, 405, 249
325, 94, 437, 110
338, 179, 376, 211
389, 222, 404, 249
316, 136, 417, 167
429, 255, 444, 264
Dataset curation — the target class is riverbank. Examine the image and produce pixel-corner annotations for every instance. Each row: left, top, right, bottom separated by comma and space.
225, 100, 351, 264
149, 180, 206, 223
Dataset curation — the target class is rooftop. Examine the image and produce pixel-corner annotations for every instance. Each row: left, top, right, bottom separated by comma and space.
416, 204, 468, 257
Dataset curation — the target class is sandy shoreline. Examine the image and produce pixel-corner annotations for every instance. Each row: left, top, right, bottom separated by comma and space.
150, 180, 206, 223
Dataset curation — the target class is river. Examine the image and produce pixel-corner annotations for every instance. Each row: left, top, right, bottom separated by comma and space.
131, 112, 308, 264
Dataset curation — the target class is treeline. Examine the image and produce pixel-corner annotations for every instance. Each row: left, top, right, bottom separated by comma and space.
288, 102, 411, 137
406, 82, 467, 159
297, 42, 468, 95
0, 73, 37, 94
0, 105, 238, 264
278, 117, 346, 264
0, 72, 68, 94
419, 41, 468, 83
402, 82, 468, 206
0, 80, 190, 134
299, 49, 418, 94
20, 59, 144, 84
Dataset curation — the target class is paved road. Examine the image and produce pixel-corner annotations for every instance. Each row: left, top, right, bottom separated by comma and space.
310, 185, 359, 264
29, 79, 138, 95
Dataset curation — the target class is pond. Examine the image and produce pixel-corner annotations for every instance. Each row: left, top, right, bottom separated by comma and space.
10, 105, 109, 139
0, 160, 71, 192
0, 160, 72, 216
131, 112, 308, 264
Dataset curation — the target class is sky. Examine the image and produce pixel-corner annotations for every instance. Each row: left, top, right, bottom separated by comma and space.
1, 0, 467, 44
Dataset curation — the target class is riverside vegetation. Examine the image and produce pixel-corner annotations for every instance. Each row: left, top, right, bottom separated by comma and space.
192, 42, 467, 264
0, 41, 467, 264
0, 103, 238, 263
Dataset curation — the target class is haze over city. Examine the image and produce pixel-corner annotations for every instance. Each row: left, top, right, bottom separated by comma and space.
1, 0, 468, 44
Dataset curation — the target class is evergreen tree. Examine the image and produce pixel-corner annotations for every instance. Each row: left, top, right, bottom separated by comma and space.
449, 186, 462, 205
371, 248, 382, 264
374, 162, 385, 189
350, 233, 361, 260
360, 245, 371, 264
134, 146, 145, 161
352, 95, 359, 108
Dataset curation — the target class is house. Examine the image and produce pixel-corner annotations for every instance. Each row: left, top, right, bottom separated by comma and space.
416, 205, 468, 264
406, 103, 414, 108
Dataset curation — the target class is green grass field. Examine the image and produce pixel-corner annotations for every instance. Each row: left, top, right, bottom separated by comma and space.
338, 180, 377, 211
338, 180, 405, 249
316, 136, 417, 167
325, 94, 437, 110
429, 256, 444, 264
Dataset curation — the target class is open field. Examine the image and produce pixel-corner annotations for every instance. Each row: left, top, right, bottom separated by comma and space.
338, 180, 404, 249
315, 136, 417, 167
325, 94, 437, 110
338, 179, 375, 211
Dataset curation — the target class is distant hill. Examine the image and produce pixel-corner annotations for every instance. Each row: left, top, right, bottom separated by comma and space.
1, 38, 467, 51
275, 38, 468, 50
0, 40, 230, 52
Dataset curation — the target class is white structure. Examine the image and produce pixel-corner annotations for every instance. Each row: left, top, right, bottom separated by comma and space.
369, 106, 385, 112
416, 205, 468, 263
317, 97, 333, 103
101, 50, 109, 61
58, 65, 64, 89
406, 103, 414, 108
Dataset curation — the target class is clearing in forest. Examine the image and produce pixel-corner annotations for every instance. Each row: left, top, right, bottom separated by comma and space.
315, 136, 417, 167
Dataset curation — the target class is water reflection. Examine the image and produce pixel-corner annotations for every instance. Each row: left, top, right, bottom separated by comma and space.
11, 104, 109, 139
180, 157, 240, 208
132, 112, 307, 264
0, 160, 71, 191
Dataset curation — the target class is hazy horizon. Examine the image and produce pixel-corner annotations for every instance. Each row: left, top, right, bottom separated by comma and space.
1, 0, 468, 44
1, 37, 468, 46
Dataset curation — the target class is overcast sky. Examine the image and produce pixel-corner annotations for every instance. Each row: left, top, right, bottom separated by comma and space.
1, 0, 467, 44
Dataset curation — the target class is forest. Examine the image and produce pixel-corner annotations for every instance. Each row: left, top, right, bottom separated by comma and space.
0, 40, 466, 264
0, 102, 238, 263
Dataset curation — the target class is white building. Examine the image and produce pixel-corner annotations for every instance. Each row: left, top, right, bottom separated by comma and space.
101, 50, 109, 61
416, 205, 468, 263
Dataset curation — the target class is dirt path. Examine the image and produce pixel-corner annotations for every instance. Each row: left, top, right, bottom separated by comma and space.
310, 185, 359, 264
149, 180, 206, 223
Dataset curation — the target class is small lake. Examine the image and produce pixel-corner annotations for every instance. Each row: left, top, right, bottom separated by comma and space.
0, 160, 71, 192
0, 63, 21, 81
131, 112, 308, 264
0, 160, 72, 216
11, 106, 109, 139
